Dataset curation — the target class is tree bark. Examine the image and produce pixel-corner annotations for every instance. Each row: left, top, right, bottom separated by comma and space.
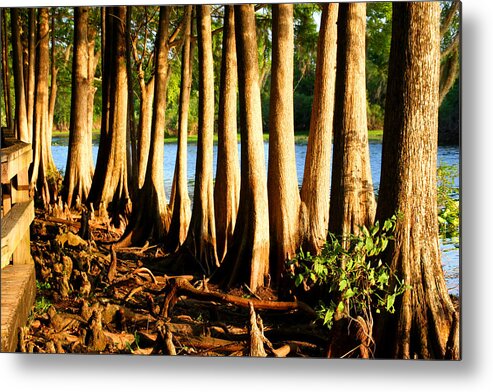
86, 17, 99, 176
1, 10, 12, 130
126, 6, 137, 198
214, 5, 240, 263
299, 4, 338, 254
63, 7, 93, 208
87, 6, 130, 224
374, 2, 459, 359
167, 5, 193, 252
181, 5, 218, 274
31, 8, 60, 207
48, 9, 58, 136
10, 8, 29, 141
26, 8, 36, 139
329, 3, 375, 238
136, 77, 155, 189
267, 4, 300, 285
116, 6, 171, 246
213, 5, 270, 292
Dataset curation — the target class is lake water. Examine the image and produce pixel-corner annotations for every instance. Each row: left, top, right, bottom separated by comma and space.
52, 137, 460, 295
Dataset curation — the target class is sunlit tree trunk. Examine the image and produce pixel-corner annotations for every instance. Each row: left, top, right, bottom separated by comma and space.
329, 3, 375, 238
126, 6, 137, 197
48, 9, 58, 136
86, 17, 99, 176
214, 5, 240, 263
26, 8, 36, 140
213, 4, 270, 292
267, 4, 300, 285
167, 5, 193, 252
63, 7, 93, 208
31, 8, 60, 207
299, 4, 338, 254
136, 77, 155, 189
87, 6, 130, 224
374, 2, 459, 359
117, 6, 171, 246
182, 5, 218, 273
10, 8, 29, 141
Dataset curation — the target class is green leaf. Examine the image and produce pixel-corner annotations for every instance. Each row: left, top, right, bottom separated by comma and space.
386, 294, 396, 312
344, 287, 355, 299
381, 237, 388, 251
337, 301, 345, 313
339, 279, 348, 291
295, 274, 304, 287
324, 309, 334, 326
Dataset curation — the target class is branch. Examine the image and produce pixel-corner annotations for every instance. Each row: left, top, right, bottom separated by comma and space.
440, 1, 460, 37
441, 33, 459, 59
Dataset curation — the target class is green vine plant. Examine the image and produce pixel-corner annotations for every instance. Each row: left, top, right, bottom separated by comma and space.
437, 163, 459, 243
288, 215, 410, 357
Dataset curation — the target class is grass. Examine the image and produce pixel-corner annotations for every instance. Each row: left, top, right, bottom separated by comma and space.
51, 128, 384, 144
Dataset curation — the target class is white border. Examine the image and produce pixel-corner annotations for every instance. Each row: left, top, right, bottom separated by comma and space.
2, 0, 492, 391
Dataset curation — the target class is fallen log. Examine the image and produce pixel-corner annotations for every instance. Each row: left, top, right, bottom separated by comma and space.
178, 335, 247, 353
168, 278, 317, 318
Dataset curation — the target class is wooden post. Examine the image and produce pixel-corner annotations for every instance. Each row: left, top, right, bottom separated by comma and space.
12, 166, 32, 265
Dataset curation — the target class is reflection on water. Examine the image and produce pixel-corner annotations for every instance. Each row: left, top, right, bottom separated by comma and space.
52, 137, 460, 294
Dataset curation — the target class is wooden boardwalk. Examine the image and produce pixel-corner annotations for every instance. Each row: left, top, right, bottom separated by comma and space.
1, 138, 35, 352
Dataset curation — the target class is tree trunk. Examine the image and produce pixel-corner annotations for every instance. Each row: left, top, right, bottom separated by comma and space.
87, 6, 130, 225
48, 9, 58, 136
213, 4, 270, 292
86, 18, 99, 176
1, 10, 12, 130
126, 6, 137, 198
299, 4, 338, 254
267, 4, 300, 285
31, 8, 60, 207
181, 5, 218, 274
26, 8, 36, 139
214, 5, 240, 263
136, 77, 155, 189
63, 7, 93, 208
167, 5, 193, 252
374, 2, 459, 359
10, 8, 29, 141
117, 6, 171, 246
329, 3, 375, 238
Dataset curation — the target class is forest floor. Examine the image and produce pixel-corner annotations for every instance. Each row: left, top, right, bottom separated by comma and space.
19, 208, 330, 356
19, 207, 460, 356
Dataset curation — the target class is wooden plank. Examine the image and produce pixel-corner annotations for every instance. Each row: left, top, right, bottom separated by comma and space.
2, 192, 11, 216
0, 138, 31, 163
1, 140, 32, 184
0, 264, 36, 352
1, 150, 32, 185
12, 166, 30, 204
1, 200, 34, 265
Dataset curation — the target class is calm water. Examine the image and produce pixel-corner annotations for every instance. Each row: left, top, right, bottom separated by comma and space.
52, 137, 460, 295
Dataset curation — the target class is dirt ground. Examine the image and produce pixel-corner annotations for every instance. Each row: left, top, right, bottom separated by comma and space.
20, 209, 329, 356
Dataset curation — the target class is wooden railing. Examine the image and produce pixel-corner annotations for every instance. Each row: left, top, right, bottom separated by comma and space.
1, 137, 36, 352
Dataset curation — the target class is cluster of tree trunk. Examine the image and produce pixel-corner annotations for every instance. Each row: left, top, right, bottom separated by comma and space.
1, 3, 459, 359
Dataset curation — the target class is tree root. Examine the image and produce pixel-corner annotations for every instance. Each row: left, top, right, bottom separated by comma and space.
164, 277, 317, 318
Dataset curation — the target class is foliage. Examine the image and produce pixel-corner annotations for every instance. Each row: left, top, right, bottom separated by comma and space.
289, 215, 409, 331
438, 79, 459, 143
35, 280, 53, 314
437, 163, 459, 240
